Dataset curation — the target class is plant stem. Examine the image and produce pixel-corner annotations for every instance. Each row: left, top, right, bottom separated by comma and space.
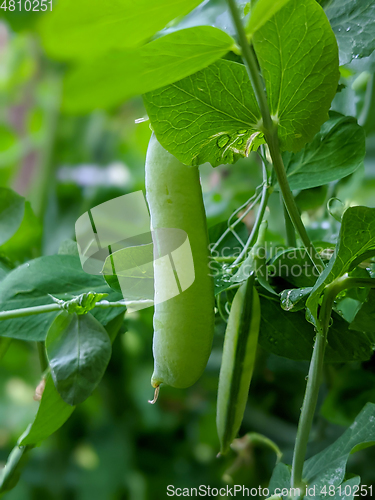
225, 0, 323, 273
291, 274, 375, 489
281, 195, 297, 247
0, 299, 128, 321
232, 160, 270, 266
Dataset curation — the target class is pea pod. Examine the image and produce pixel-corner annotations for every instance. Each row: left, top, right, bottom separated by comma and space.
145, 134, 215, 390
216, 272, 261, 454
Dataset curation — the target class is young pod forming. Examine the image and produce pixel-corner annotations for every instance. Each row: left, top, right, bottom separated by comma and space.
216, 273, 261, 454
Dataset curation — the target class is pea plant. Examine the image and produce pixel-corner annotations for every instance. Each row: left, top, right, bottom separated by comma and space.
1, 0, 375, 497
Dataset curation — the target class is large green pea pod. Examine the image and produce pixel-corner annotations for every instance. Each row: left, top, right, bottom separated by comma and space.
145, 133, 215, 391
216, 272, 261, 454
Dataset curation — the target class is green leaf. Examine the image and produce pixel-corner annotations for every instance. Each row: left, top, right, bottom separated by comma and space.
349, 289, 375, 342
306, 206, 375, 328
268, 248, 318, 288
102, 244, 154, 301
143, 58, 263, 167
46, 312, 112, 405
40, 0, 203, 60
284, 113, 365, 190
268, 463, 292, 495
63, 27, 235, 114
303, 403, 375, 491
325, 0, 375, 65
145, 0, 339, 165
0, 188, 25, 246
258, 293, 373, 363
0, 202, 42, 264
20, 375, 75, 446
246, 0, 292, 37
253, 0, 339, 152
0, 255, 124, 341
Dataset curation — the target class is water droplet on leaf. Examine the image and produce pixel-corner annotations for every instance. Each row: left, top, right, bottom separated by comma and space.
217, 135, 230, 148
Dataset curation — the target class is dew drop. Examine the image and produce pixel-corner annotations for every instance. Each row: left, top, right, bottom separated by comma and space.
217, 135, 230, 148
237, 139, 244, 145
237, 129, 247, 134
346, 27, 351, 31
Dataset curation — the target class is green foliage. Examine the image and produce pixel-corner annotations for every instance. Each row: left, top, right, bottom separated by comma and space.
145, 0, 339, 167
284, 113, 365, 190
325, 0, 375, 65
46, 312, 112, 405
0, 255, 124, 340
258, 293, 373, 363
40, 0, 203, 60
246, 0, 292, 37
0, 188, 24, 246
63, 27, 235, 113
270, 403, 375, 496
20, 376, 75, 445
144, 58, 262, 167
307, 206, 375, 326
0, 202, 42, 264
252, 0, 339, 152
1, 0, 375, 496
350, 289, 375, 340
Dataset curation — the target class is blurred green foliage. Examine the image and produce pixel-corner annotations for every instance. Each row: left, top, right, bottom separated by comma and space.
0, 1, 375, 498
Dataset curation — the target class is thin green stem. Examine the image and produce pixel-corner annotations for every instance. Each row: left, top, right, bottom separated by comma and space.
232, 160, 270, 266
291, 274, 375, 489
226, 0, 323, 274
0, 299, 127, 321
211, 189, 262, 254
281, 194, 297, 247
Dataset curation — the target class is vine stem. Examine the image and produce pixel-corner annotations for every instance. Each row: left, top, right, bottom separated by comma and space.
0, 299, 128, 321
232, 155, 270, 266
291, 275, 375, 490
226, 0, 323, 273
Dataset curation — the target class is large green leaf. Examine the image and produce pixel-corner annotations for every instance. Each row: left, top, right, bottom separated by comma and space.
284, 113, 365, 190
259, 294, 373, 363
143, 58, 263, 167
63, 27, 235, 114
0, 255, 125, 341
20, 375, 75, 446
40, 0, 202, 60
252, 0, 339, 153
46, 312, 112, 405
325, 0, 375, 65
0, 188, 25, 246
303, 403, 375, 491
144, 0, 339, 165
269, 404, 375, 498
306, 207, 375, 327
246, 0, 292, 37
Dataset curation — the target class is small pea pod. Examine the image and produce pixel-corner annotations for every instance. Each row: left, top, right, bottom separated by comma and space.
216, 272, 261, 454
146, 133, 215, 390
